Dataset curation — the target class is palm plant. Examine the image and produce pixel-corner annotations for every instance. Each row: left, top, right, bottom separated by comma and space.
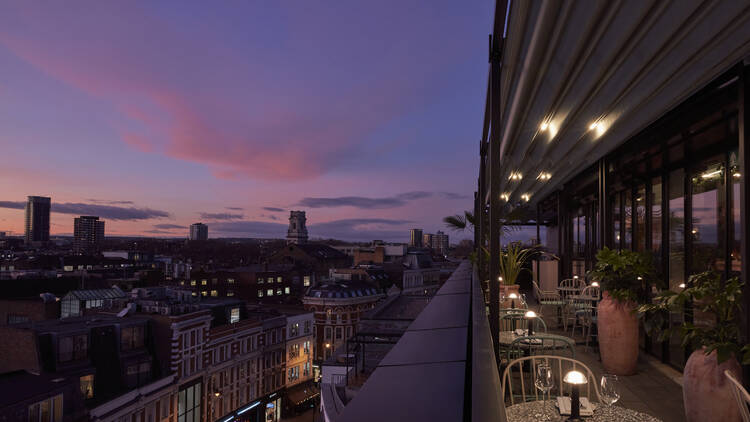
498, 242, 537, 285
443, 211, 476, 231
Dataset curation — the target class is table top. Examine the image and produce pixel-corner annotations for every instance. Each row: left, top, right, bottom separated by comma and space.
505, 400, 661, 422
498, 331, 574, 347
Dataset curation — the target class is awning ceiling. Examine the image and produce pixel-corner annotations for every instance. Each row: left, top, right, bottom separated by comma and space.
491, 0, 750, 208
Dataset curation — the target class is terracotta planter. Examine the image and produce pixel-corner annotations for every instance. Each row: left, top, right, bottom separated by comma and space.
597, 291, 638, 375
683, 348, 742, 422
500, 284, 521, 308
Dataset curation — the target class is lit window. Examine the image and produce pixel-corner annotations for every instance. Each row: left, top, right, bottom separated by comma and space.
210, 290, 218, 297
80, 375, 94, 399
227, 291, 235, 297
201, 291, 207, 296
28, 394, 63, 422
267, 277, 273, 284
180, 281, 185, 286
284, 287, 290, 295
276, 288, 282, 296
303, 276, 311, 287
230, 307, 240, 324
267, 289, 273, 296
258, 290, 264, 298
190, 280, 196, 286
201, 279, 207, 286
227, 278, 235, 284
192, 292, 197, 297
276, 276, 282, 283
258, 277, 264, 284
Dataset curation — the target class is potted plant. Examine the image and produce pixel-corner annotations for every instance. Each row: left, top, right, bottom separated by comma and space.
638, 271, 750, 422
587, 247, 658, 375
497, 242, 537, 308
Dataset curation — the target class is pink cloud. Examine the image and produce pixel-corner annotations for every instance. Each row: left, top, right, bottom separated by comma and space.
120, 132, 155, 153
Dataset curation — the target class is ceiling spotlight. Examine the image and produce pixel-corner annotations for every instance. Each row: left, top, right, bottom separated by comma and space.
521, 193, 531, 202
500, 193, 509, 201
733, 172, 741, 178
589, 122, 599, 130
537, 172, 551, 181
540, 122, 549, 131
508, 172, 523, 181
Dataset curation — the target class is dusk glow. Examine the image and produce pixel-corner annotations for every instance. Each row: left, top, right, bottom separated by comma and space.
0, 1, 492, 240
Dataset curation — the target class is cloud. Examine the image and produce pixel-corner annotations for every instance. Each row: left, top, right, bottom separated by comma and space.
144, 229, 179, 235
439, 192, 470, 200
153, 223, 185, 230
0, 200, 169, 221
262, 207, 284, 212
297, 191, 435, 209
210, 217, 411, 241
199, 212, 243, 220
86, 199, 135, 205
225, 207, 244, 211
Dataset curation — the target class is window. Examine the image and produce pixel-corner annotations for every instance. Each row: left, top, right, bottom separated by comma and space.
230, 307, 240, 324
276, 288, 282, 296
303, 276, 311, 287
80, 374, 94, 399
267, 277, 274, 284
190, 280, 196, 286
303, 340, 310, 355
284, 287, 290, 295
227, 278, 235, 284
289, 343, 300, 358
180, 280, 185, 285
288, 366, 299, 382
267, 289, 273, 296
201, 279, 207, 286
258, 290, 264, 298
201, 291, 207, 296
121, 325, 145, 351
335, 327, 342, 340
125, 361, 151, 388
290, 323, 299, 337
303, 362, 311, 376
59, 334, 87, 362
227, 291, 235, 297
276, 276, 282, 283
325, 327, 332, 339
210, 290, 218, 297
258, 277, 264, 284
178, 382, 201, 422
28, 394, 62, 422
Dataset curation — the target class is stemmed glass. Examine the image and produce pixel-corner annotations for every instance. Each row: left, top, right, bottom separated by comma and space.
521, 293, 528, 308
600, 374, 621, 407
535, 363, 555, 419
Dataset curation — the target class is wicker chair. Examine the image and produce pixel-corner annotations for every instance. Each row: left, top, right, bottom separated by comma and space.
501, 355, 601, 406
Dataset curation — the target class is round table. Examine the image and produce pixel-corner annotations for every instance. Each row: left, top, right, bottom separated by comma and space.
499, 331, 574, 347
505, 400, 661, 422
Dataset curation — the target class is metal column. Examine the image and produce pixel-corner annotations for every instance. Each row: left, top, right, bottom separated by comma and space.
738, 63, 750, 386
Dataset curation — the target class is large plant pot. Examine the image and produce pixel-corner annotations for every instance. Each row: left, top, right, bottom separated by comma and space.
500, 284, 521, 308
683, 348, 742, 422
597, 291, 638, 375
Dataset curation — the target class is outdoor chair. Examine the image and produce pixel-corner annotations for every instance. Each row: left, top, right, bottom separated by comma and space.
504, 334, 575, 362
501, 355, 601, 406
499, 312, 547, 333
726, 370, 750, 422
532, 280, 565, 326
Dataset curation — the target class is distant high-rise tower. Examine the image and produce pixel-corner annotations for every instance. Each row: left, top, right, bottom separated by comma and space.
422, 233, 433, 249
74, 216, 105, 255
25, 196, 51, 245
189, 223, 208, 241
433, 231, 449, 255
190, 223, 208, 240
287, 211, 308, 244
409, 229, 423, 247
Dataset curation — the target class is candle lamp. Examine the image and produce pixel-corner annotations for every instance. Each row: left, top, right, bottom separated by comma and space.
590, 281, 599, 287
563, 370, 588, 421
524, 310, 537, 336
508, 292, 518, 309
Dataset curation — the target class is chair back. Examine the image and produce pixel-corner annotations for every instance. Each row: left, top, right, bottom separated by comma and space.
558, 278, 583, 299
725, 370, 750, 422
505, 334, 575, 361
580, 285, 600, 300
501, 355, 601, 406
500, 312, 547, 333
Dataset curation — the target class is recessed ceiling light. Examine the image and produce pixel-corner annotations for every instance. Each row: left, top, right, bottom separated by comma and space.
540, 122, 549, 131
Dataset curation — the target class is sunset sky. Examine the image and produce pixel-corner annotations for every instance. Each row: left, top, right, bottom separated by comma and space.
0, 1, 493, 241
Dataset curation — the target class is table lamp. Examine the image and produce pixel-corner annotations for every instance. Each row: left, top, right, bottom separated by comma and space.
524, 310, 537, 336
508, 292, 518, 309
563, 370, 588, 420
590, 281, 599, 287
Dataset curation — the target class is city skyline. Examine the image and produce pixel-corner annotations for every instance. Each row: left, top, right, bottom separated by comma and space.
0, 1, 493, 241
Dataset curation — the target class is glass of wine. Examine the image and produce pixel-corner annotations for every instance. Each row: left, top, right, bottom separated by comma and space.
600, 374, 621, 407
535, 363, 555, 418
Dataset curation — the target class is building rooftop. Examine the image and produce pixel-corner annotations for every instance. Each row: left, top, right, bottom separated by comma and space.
0, 370, 71, 409
306, 281, 382, 299
62, 287, 127, 301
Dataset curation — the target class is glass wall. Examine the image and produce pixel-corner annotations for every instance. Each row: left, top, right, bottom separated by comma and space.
651, 176, 663, 269
636, 185, 646, 252
690, 155, 726, 275
624, 193, 633, 250
730, 150, 741, 276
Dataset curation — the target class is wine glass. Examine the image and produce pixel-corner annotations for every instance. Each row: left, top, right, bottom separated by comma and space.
600, 374, 620, 406
535, 363, 555, 417
521, 293, 528, 307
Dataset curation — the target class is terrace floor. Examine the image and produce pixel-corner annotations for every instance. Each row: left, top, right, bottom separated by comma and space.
529, 305, 686, 422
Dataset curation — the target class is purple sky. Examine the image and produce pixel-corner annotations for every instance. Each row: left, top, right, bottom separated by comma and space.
0, 1, 493, 242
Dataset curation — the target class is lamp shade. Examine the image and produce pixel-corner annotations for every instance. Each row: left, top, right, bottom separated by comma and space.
524, 310, 537, 318
563, 370, 588, 385
508, 293, 518, 299
591, 281, 599, 287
